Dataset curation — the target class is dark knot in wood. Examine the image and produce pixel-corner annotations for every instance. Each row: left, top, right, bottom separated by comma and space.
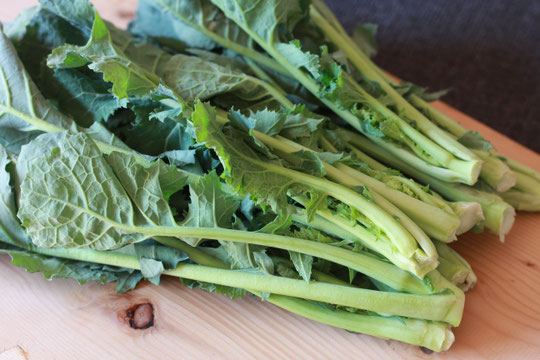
125, 303, 155, 330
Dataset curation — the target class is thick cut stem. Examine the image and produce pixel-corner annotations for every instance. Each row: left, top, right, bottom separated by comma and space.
269, 133, 458, 242
339, 129, 515, 240
435, 241, 477, 292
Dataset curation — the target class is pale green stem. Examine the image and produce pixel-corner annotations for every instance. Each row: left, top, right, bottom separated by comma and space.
340, 130, 515, 240
308, 5, 479, 164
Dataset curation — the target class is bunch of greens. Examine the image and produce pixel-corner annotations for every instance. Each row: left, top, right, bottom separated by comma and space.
2, 0, 536, 352
129, 0, 540, 237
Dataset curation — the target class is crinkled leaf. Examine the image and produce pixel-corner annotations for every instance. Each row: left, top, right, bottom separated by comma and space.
275, 40, 321, 78
43, 68, 126, 126
192, 102, 317, 215
47, 9, 269, 106
229, 108, 285, 136
106, 152, 187, 225
131, 0, 252, 51
39, 0, 95, 33
210, 0, 307, 43
47, 12, 163, 100
287, 150, 327, 176
277, 105, 326, 139
275, 262, 300, 279
127, 107, 195, 156
219, 241, 253, 269
161, 150, 197, 167
229, 105, 325, 140
17, 132, 185, 250
160, 54, 271, 103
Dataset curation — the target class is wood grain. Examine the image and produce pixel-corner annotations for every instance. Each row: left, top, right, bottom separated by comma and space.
1, 1, 540, 359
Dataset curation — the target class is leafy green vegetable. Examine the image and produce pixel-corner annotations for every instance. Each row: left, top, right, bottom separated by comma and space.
207, 0, 482, 185
43, 68, 126, 126
4, 0, 512, 351
192, 101, 439, 277
181, 170, 239, 245
0, 245, 144, 293
0, 29, 77, 133
17, 132, 150, 249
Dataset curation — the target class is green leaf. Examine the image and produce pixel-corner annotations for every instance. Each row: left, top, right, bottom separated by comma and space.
258, 214, 293, 234
0, 129, 39, 154
276, 105, 326, 139
183, 278, 247, 299
131, 0, 252, 51
17, 132, 153, 249
0, 244, 144, 293
181, 171, 239, 245
44, 68, 127, 126
192, 102, 316, 215
5, 7, 87, 86
0, 146, 29, 247
126, 105, 195, 156
159, 54, 271, 103
287, 150, 327, 176
47, 8, 270, 106
458, 131, 494, 151
275, 262, 300, 279
288, 250, 313, 282
393, 82, 450, 102
134, 241, 188, 284
275, 40, 321, 78
106, 152, 188, 224
228, 105, 325, 140
253, 250, 274, 274
0, 28, 77, 133
47, 12, 163, 100
39, 0, 95, 33
84, 122, 135, 152
210, 0, 307, 43
351, 23, 378, 58
219, 241, 253, 269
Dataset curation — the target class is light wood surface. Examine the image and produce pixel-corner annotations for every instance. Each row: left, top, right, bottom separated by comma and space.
1, 2, 540, 359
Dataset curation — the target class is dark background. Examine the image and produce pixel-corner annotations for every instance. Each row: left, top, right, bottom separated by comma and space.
327, 0, 540, 152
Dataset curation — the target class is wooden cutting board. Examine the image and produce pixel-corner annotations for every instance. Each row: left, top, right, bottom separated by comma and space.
1, 2, 540, 359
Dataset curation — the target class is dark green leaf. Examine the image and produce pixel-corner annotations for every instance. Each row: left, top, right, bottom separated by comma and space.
134, 241, 188, 284
0, 29, 77, 133
351, 23, 378, 58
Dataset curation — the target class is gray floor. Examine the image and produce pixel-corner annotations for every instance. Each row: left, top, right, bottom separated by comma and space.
327, 0, 540, 152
